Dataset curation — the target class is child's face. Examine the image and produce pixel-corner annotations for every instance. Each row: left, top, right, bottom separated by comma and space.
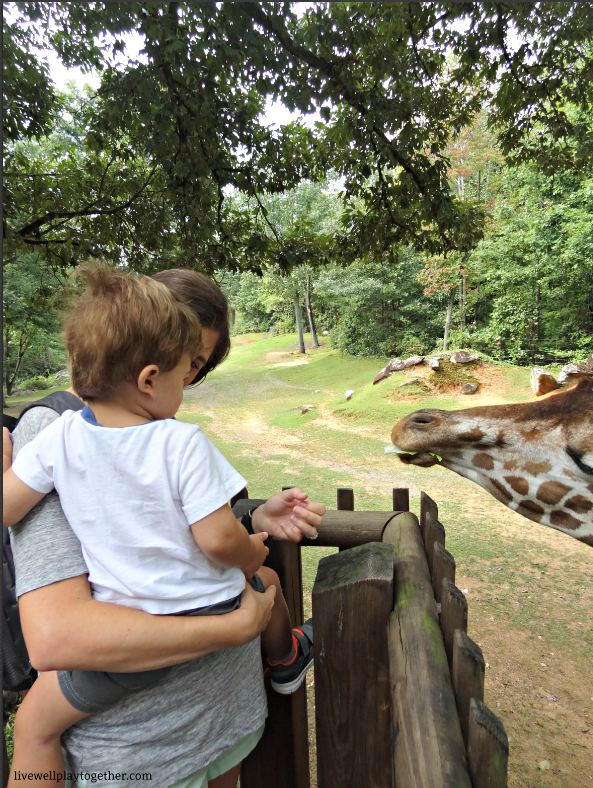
153, 353, 195, 419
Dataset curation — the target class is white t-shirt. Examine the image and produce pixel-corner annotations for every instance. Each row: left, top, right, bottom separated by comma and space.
12, 407, 248, 614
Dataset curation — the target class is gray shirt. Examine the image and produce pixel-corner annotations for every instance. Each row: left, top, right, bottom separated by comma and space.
10, 407, 267, 787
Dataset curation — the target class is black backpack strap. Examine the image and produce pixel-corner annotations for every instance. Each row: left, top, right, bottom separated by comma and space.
14, 390, 84, 429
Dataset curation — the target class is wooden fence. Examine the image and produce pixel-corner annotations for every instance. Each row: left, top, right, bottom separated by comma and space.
233, 487, 509, 788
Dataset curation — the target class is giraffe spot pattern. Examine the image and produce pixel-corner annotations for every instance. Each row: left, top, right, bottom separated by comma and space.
565, 495, 593, 515
504, 476, 529, 496
517, 500, 544, 522
495, 431, 506, 447
491, 479, 513, 501
536, 481, 572, 505
550, 510, 583, 531
473, 452, 495, 470
523, 460, 553, 476
581, 534, 593, 547
459, 427, 485, 442
503, 459, 519, 470
520, 427, 541, 442
562, 468, 580, 482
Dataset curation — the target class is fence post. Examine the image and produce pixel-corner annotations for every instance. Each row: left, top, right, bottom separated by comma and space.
467, 698, 509, 788
239, 495, 309, 788
440, 580, 468, 669
425, 512, 445, 582
452, 630, 485, 749
383, 512, 471, 788
312, 542, 394, 788
392, 487, 409, 512
419, 491, 438, 554
432, 543, 455, 603
336, 488, 354, 551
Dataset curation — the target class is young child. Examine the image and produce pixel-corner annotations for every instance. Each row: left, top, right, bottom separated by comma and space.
3, 263, 313, 785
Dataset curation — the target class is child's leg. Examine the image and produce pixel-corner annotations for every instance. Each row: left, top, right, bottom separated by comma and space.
255, 566, 292, 661
9, 672, 89, 788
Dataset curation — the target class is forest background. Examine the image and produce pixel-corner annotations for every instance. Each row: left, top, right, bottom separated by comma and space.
4, 1, 593, 397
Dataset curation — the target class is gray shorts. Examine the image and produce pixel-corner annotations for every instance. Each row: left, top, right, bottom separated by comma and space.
58, 574, 265, 714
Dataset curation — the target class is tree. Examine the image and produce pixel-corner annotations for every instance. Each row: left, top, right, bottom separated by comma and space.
6, 2, 593, 275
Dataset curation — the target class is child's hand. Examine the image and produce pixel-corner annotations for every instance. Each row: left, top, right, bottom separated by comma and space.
241, 532, 269, 579
3, 427, 13, 473
251, 488, 325, 542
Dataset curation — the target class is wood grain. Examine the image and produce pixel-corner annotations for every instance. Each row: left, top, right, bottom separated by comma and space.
383, 512, 471, 788
440, 579, 468, 670
452, 630, 485, 749
312, 543, 394, 788
432, 542, 455, 603
468, 698, 509, 788
392, 487, 409, 512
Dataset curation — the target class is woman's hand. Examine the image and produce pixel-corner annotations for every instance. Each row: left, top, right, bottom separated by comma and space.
3, 427, 13, 473
251, 488, 325, 542
233, 581, 276, 644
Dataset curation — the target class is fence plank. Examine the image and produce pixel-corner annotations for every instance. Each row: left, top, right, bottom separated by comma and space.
312, 543, 394, 788
440, 580, 468, 670
392, 487, 409, 512
238, 493, 309, 788
299, 510, 401, 548
383, 512, 471, 788
452, 630, 485, 749
230, 486, 249, 508
337, 488, 354, 552
419, 491, 438, 553
468, 698, 509, 788
425, 512, 445, 581
432, 543, 455, 603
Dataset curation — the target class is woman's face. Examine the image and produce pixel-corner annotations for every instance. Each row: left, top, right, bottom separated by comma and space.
183, 327, 220, 387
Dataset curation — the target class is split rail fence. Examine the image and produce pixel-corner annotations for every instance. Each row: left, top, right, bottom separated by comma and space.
232, 486, 509, 788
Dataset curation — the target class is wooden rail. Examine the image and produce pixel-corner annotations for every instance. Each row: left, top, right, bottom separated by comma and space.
234, 487, 508, 788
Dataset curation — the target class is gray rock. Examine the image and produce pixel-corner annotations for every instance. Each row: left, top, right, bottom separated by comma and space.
372, 366, 391, 385
429, 357, 440, 371
402, 355, 425, 368
558, 363, 592, 386
322, 330, 330, 336
450, 351, 479, 364
461, 382, 479, 394
398, 378, 420, 387
530, 367, 559, 397
345, 389, 355, 400
301, 405, 317, 414
387, 357, 407, 372
55, 369, 70, 379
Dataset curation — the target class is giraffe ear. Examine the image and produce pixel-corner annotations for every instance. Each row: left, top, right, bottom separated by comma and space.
396, 452, 441, 468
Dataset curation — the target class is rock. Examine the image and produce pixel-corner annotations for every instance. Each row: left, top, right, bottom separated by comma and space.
558, 362, 592, 386
530, 367, 559, 396
301, 405, 316, 414
398, 378, 420, 387
345, 389, 355, 400
450, 351, 479, 364
322, 330, 330, 336
372, 366, 391, 385
402, 355, 425, 368
461, 382, 479, 394
429, 357, 440, 371
54, 369, 70, 379
587, 355, 593, 371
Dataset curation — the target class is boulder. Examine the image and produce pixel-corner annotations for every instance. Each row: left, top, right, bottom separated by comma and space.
402, 355, 425, 369
450, 351, 479, 364
429, 357, 440, 371
398, 378, 420, 387
558, 363, 593, 386
55, 369, 70, 379
530, 367, 559, 397
387, 357, 407, 372
461, 382, 479, 394
587, 355, 593, 371
372, 366, 391, 385
301, 405, 316, 414
345, 389, 355, 400
322, 330, 330, 336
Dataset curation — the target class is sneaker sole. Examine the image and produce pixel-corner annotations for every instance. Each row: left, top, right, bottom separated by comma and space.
270, 657, 314, 695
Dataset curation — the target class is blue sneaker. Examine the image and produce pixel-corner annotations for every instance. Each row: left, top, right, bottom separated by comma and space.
268, 618, 314, 695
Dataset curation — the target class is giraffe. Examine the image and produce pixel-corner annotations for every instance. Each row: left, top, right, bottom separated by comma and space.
390, 377, 593, 546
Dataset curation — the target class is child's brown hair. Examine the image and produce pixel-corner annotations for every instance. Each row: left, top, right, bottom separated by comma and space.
62, 261, 203, 400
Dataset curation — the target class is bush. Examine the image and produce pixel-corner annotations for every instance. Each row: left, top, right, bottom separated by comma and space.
18, 375, 52, 392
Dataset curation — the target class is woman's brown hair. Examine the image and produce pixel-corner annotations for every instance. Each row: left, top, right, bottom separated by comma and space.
151, 269, 231, 384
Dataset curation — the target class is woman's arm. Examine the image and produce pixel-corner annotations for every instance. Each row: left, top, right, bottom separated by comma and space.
19, 574, 275, 673
3, 469, 46, 528
251, 487, 326, 541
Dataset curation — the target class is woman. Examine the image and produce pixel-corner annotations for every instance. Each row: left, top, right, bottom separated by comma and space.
7, 268, 324, 788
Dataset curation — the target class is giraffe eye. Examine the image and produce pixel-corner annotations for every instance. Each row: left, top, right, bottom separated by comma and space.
566, 448, 593, 476
410, 415, 435, 425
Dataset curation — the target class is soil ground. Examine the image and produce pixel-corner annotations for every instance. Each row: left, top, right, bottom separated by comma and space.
5, 336, 592, 786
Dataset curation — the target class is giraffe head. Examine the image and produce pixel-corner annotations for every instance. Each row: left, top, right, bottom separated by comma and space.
390, 378, 593, 546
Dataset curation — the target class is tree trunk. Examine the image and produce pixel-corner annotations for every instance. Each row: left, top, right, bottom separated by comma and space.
476, 170, 481, 202
459, 276, 466, 331
230, 307, 236, 329
533, 281, 541, 364
443, 288, 455, 351
294, 291, 306, 354
305, 274, 319, 348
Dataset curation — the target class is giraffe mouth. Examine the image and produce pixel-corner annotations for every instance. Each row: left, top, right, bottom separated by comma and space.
389, 450, 443, 467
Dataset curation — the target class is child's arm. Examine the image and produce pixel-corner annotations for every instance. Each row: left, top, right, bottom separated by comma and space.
3, 469, 47, 528
191, 503, 269, 578
3, 427, 13, 473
